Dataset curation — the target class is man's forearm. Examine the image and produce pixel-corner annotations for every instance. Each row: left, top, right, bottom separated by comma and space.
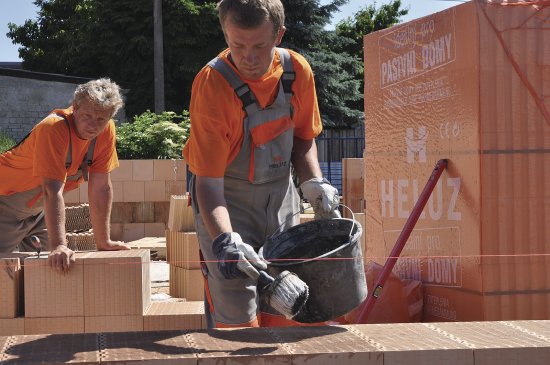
292, 137, 323, 185
88, 173, 113, 246
42, 181, 67, 250
195, 176, 232, 240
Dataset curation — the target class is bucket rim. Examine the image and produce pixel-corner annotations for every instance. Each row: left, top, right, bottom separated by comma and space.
260, 217, 362, 267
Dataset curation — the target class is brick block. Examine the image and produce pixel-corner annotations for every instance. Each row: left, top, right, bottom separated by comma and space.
24, 255, 85, 318
110, 202, 135, 224
110, 223, 123, 241
169, 266, 204, 301
79, 182, 89, 203
122, 223, 145, 242
144, 180, 166, 202
133, 202, 155, 223
154, 201, 170, 225
166, 231, 200, 269
0, 318, 24, 335
154, 159, 186, 181
167, 194, 195, 232
165, 181, 185, 201
123, 181, 144, 202
111, 181, 124, 202
82, 250, 151, 316
144, 223, 166, 237
144, 301, 204, 331
85, 315, 143, 333
25, 317, 84, 335
0, 253, 26, 318
111, 159, 133, 181
63, 187, 81, 204
132, 160, 154, 181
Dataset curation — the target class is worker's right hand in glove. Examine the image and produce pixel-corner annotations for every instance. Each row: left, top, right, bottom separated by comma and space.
300, 177, 341, 219
212, 232, 267, 280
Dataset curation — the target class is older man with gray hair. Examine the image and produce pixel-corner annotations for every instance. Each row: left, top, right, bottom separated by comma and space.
0, 78, 129, 273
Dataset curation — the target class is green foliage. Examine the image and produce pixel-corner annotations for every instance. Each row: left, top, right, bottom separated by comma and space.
336, 0, 408, 57
282, 0, 364, 128
334, 0, 408, 115
0, 131, 16, 153
304, 49, 362, 128
7, 0, 225, 118
116, 110, 190, 159
7, 0, 406, 130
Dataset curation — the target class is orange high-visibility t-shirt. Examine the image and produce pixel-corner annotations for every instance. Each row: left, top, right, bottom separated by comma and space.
0, 107, 119, 196
183, 48, 322, 178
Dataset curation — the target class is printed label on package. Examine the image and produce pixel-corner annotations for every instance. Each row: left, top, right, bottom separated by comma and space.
378, 9, 456, 89
383, 226, 462, 287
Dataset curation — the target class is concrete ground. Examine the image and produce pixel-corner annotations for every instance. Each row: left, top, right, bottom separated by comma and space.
150, 260, 170, 295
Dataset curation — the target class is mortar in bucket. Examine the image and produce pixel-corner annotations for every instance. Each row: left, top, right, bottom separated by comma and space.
259, 215, 366, 323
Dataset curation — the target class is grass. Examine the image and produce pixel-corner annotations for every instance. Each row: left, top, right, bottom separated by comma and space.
0, 131, 16, 153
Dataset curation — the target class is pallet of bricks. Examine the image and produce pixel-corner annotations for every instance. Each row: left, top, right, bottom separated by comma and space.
166, 193, 204, 301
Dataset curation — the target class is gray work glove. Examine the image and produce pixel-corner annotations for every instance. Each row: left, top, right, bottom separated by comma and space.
300, 177, 341, 219
212, 232, 267, 280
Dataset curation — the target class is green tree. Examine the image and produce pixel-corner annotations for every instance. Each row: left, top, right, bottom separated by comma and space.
334, 0, 408, 114
281, 0, 363, 128
336, 0, 408, 58
7, 0, 225, 118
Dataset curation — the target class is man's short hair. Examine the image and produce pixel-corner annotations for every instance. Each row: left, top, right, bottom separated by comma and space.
73, 78, 124, 115
217, 0, 285, 35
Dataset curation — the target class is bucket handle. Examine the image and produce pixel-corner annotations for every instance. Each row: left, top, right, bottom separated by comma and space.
269, 203, 358, 246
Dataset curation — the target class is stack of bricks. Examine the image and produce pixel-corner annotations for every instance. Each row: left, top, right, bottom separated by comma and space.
23, 250, 151, 334
65, 203, 95, 251
0, 249, 205, 335
63, 159, 187, 243
165, 194, 204, 301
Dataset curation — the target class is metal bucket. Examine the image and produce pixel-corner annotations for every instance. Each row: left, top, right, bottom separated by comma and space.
259, 217, 367, 323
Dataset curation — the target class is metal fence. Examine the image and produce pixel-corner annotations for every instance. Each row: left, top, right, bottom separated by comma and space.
316, 133, 365, 192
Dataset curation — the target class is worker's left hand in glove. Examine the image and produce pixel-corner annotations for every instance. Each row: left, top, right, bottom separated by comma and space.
212, 232, 267, 280
300, 177, 341, 219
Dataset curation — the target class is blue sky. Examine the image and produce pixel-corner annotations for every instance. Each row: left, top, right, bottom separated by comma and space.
0, 0, 465, 62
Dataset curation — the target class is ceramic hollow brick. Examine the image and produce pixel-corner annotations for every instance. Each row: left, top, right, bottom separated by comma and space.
24, 317, 84, 335
153, 159, 187, 181
167, 194, 195, 232
84, 315, 143, 333
144, 180, 166, 202
132, 159, 154, 181
111, 159, 133, 181
0, 318, 24, 335
144, 301, 205, 331
82, 249, 151, 317
23, 255, 85, 318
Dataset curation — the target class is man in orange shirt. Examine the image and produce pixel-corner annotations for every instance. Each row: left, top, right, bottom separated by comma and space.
0, 78, 129, 273
183, 0, 340, 328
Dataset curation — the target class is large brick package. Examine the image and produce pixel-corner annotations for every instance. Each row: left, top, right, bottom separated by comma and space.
363, 0, 549, 321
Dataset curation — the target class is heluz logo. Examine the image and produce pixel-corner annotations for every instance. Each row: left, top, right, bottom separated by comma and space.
406, 126, 427, 164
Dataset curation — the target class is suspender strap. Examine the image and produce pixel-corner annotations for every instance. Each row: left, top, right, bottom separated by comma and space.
208, 57, 256, 110
61, 115, 96, 177
62, 117, 73, 168
277, 48, 295, 96
81, 137, 96, 182
208, 49, 296, 113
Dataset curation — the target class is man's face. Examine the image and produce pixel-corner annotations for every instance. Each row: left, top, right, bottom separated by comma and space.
72, 98, 113, 140
223, 17, 285, 80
